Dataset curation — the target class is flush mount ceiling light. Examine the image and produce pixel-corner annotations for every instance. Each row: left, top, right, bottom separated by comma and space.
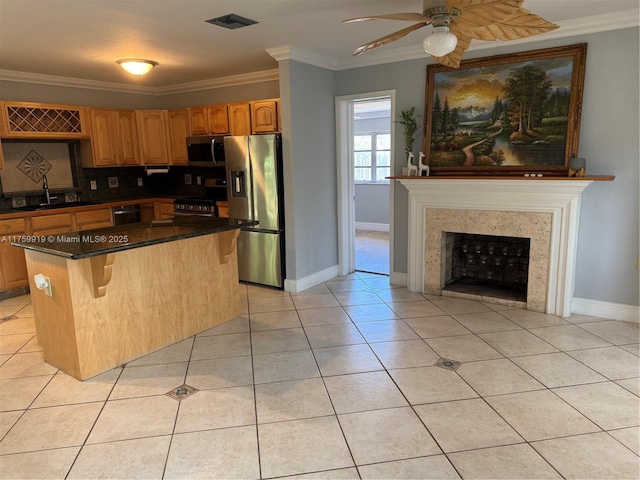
117, 59, 157, 76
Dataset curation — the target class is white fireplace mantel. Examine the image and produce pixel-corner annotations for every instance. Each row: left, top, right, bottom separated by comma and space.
396, 177, 599, 317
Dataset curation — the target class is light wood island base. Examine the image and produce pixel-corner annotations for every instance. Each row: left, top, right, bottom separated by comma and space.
24, 230, 240, 380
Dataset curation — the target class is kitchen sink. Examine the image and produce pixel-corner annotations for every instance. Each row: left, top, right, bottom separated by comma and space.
15, 201, 101, 211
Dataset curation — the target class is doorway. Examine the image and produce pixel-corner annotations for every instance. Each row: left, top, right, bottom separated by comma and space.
335, 91, 396, 277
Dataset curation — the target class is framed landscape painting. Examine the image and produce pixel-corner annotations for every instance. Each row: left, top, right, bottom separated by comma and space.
423, 43, 587, 175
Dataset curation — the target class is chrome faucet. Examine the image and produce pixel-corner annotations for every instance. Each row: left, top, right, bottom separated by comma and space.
42, 175, 57, 204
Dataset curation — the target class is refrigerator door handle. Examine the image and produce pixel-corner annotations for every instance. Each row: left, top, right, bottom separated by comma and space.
211, 138, 216, 164
230, 171, 247, 198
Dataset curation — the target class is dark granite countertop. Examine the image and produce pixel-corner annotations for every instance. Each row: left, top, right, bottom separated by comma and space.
11, 216, 257, 259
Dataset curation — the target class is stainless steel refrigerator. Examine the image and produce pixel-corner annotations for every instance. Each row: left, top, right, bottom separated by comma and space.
224, 134, 285, 289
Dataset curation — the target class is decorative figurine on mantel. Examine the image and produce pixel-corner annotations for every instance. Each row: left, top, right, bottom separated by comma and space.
406, 152, 418, 176
568, 157, 586, 177
418, 152, 430, 177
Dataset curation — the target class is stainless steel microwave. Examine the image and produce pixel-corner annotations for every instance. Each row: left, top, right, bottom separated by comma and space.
186, 135, 226, 166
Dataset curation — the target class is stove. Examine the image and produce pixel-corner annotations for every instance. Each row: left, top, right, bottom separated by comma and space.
174, 197, 217, 217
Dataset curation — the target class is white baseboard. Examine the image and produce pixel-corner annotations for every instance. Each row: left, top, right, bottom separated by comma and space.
355, 222, 389, 232
389, 271, 407, 287
572, 297, 640, 323
284, 265, 340, 293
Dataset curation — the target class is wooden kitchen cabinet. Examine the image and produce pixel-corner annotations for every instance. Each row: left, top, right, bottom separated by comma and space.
154, 200, 175, 219
168, 109, 189, 165
136, 110, 172, 165
82, 108, 140, 167
1, 101, 88, 139
187, 107, 208, 135
116, 110, 140, 165
0, 101, 6, 137
82, 108, 118, 167
207, 105, 229, 134
0, 218, 28, 291
74, 208, 113, 231
228, 103, 251, 136
188, 105, 229, 135
29, 213, 73, 235
250, 99, 280, 133
0, 105, 6, 170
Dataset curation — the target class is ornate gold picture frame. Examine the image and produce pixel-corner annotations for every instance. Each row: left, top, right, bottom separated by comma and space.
423, 43, 587, 176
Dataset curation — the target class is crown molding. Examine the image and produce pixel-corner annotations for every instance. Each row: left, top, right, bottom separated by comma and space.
0, 68, 280, 96
155, 69, 279, 95
0, 69, 157, 95
266, 45, 337, 70
332, 9, 640, 70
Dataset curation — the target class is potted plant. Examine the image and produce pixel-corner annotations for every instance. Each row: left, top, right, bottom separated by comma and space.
396, 106, 420, 157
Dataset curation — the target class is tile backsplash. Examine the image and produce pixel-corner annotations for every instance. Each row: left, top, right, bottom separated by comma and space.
0, 142, 74, 193
0, 141, 229, 209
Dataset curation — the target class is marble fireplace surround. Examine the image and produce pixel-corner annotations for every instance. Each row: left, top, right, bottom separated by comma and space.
397, 178, 596, 317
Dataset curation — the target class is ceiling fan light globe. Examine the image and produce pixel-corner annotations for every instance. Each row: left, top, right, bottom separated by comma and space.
423, 26, 457, 57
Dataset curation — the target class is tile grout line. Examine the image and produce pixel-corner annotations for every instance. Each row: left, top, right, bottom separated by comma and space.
300, 284, 363, 478
246, 284, 266, 480
63, 364, 126, 479
159, 334, 197, 479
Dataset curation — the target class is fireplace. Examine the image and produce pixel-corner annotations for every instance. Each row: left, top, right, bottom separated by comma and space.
443, 233, 530, 304
397, 178, 598, 317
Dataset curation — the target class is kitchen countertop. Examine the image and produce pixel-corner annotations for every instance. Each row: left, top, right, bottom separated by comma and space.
11, 216, 257, 259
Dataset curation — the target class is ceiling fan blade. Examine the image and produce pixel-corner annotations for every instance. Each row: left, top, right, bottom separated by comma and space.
430, 30, 472, 68
448, 0, 524, 28
352, 23, 428, 56
469, 9, 558, 41
343, 12, 433, 23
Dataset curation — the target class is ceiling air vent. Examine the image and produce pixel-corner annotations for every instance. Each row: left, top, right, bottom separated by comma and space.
206, 13, 258, 29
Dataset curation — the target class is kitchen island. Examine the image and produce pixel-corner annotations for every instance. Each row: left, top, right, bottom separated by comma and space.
12, 216, 256, 380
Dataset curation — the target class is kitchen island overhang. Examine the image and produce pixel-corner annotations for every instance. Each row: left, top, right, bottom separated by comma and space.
12, 216, 257, 380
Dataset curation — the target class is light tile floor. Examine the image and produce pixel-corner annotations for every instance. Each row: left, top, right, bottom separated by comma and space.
0, 273, 638, 479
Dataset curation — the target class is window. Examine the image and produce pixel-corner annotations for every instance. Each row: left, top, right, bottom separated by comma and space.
354, 132, 391, 183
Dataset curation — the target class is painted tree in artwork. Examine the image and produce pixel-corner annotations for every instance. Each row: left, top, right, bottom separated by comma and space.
503, 65, 552, 135
450, 107, 460, 133
545, 88, 571, 117
441, 98, 451, 137
432, 92, 442, 137
490, 96, 505, 124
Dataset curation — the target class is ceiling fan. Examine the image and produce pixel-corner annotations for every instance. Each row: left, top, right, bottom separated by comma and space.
343, 0, 559, 68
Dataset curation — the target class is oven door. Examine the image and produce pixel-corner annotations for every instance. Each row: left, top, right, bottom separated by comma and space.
187, 136, 226, 166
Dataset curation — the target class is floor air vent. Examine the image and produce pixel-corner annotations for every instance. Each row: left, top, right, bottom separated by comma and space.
206, 13, 258, 29
435, 358, 461, 371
